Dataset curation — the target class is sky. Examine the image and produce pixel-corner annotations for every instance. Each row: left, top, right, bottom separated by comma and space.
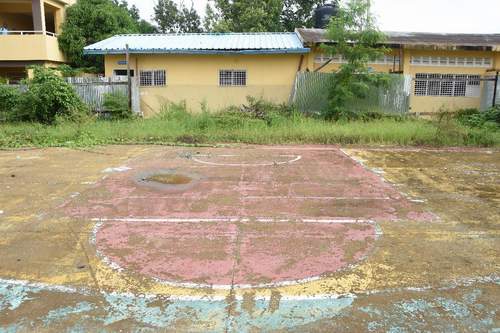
128, 0, 500, 34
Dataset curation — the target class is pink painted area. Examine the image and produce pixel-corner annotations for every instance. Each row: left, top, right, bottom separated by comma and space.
64, 148, 435, 223
96, 221, 376, 286
97, 222, 238, 284
63, 146, 437, 286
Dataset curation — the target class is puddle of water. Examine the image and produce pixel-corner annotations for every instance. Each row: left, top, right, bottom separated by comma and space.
134, 170, 200, 191
145, 174, 192, 185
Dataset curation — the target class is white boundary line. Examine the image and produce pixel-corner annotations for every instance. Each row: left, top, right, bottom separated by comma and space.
242, 196, 392, 201
191, 155, 302, 167
91, 217, 379, 290
91, 217, 377, 224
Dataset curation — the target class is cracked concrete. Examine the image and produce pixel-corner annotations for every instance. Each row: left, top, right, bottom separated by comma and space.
0, 145, 498, 332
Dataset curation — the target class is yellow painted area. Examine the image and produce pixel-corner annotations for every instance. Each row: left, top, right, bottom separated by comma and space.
105, 54, 302, 114
0, 0, 72, 75
0, 34, 65, 62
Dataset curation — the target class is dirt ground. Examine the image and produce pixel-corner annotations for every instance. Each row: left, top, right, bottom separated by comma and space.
0, 145, 498, 332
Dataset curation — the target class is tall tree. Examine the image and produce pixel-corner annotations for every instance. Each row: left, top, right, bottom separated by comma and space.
177, 2, 203, 33
124, 3, 158, 33
203, 2, 219, 32
321, 0, 388, 119
154, 0, 179, 33
211, 0, 284, 32
59, 0, 141, 69
281, 0, 326, 31
207, 0, 329, 32
154, 0, 202, 33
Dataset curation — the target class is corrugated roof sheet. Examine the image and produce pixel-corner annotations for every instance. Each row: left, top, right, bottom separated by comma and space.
84, 32, 310, 55
296, 28, 500, 48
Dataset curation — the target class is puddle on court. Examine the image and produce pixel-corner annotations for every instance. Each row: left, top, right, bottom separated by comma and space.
134, 170, 200, 191
145, 173, 193, 185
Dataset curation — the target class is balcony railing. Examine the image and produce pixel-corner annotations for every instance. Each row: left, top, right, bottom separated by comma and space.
0, 30, 58, 37
0, 31, 65, 62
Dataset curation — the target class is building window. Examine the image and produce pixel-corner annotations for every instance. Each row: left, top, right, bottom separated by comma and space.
140, 70, 166, 87
113, 69, 135, 77
411, 56, 492, 68
414, 73, 481, 97
314, 54, 400, 66
219, 70, 247, 86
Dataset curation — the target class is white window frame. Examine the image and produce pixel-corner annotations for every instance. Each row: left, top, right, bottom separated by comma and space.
414, 73, 481, 97
411, 56, 492, 68
139, 69, 166, 87
219, 70, 247, 87
314, 54, 400, 66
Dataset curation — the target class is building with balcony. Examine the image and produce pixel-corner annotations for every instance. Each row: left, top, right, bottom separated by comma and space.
0, 0, 75, 82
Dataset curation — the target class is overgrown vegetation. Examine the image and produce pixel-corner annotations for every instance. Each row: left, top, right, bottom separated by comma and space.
0, 98, 498, 148
102, 92, 132, 120
0, 85, 22, 122
0, 67, 89, 124
322, 0, 390, 120
455, 107, 500, 129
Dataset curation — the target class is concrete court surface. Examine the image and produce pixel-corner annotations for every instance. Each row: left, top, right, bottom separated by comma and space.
0, 144, 498, 332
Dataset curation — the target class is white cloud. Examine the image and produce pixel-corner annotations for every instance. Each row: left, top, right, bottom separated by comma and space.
128, 0, 500, 33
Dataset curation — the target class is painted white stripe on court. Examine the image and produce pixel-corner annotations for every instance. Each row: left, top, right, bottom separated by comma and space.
91, 217, 376, 224
242, 196, 391, 201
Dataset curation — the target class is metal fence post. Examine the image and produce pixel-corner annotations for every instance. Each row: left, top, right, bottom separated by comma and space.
126, 44, 132, 111
493, 71, 499, 108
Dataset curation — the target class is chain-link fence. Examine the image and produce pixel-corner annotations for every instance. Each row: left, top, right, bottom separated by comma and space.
290, 72, 411, 115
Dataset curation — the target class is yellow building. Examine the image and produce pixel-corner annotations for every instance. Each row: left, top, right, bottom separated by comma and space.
85, 30, 500, 115
84, 33, 309, 116
0, 0, 75, 82
296, 28, 500, 114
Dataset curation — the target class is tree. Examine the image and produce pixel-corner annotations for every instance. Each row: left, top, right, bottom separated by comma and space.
177, 2, 203, 33
203, 3, 219, 32
321, 0, 388, 120
210, 0, 284, 32
154, 0, 179, 33
58, 0, 153, 69
281, 0, 325, 31
154, 0, 202, 33
125, 3, 158, 33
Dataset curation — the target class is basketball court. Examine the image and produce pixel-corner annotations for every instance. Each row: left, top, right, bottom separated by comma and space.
0, 145, 498, 331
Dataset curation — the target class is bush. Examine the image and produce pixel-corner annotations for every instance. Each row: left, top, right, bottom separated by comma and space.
103, 92, 131, 119
455, 107, 500, 128
0, 85, 22, 122
156, 100, 190, 121
17, 67, 89, 124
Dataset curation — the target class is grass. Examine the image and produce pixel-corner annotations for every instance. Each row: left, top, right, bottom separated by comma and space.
1, 109, 499, 148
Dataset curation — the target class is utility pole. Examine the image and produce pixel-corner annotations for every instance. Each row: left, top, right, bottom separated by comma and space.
493, 71, 499, 108
126, 44, 132, 111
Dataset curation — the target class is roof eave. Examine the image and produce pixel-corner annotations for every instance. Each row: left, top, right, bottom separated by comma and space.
83, 48, 311, 55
